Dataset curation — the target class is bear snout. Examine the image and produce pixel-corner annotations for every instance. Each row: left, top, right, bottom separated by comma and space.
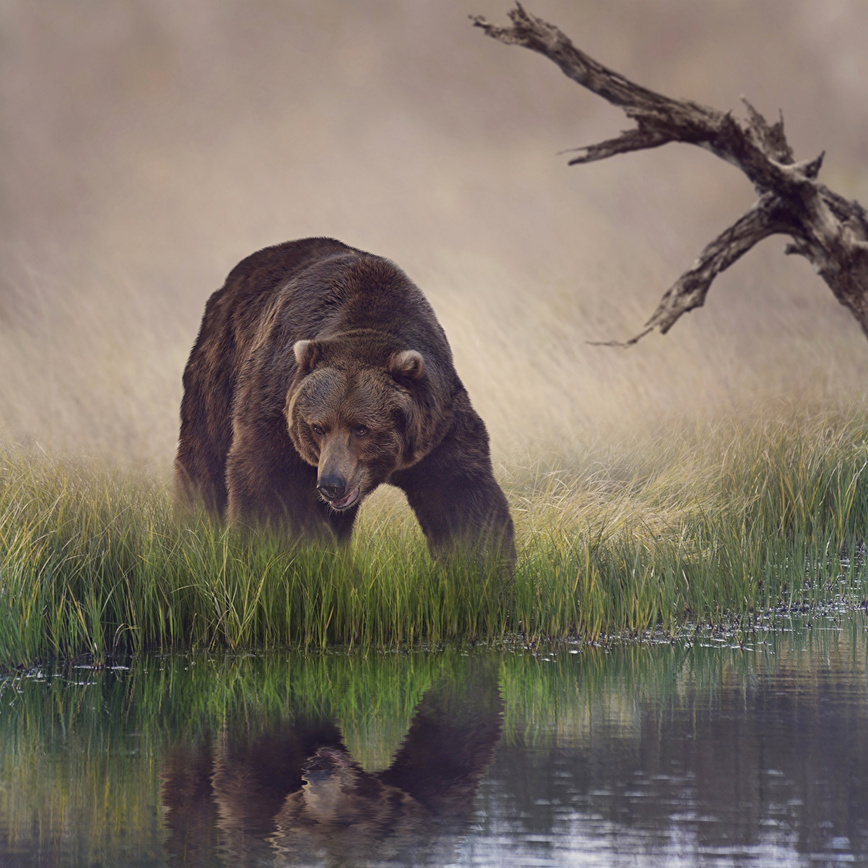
316, 475, 361, 510
316, 474, 348, 502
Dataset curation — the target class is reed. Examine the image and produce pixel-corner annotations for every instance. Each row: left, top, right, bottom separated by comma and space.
1, 403, 866, 667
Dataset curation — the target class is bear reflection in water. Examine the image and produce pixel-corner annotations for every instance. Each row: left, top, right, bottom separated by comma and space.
161, 661, 503, 866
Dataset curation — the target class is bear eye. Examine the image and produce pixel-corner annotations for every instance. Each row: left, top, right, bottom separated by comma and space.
354, 425, 369, 437
311, 423, 324, 437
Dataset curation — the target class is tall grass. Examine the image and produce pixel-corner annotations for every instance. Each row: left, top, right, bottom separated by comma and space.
512, 404, 868, 639
1, 403, 866, 667
0, 449, 507, 665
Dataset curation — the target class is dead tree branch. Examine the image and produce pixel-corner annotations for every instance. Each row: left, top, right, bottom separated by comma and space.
472, 4, 868, 344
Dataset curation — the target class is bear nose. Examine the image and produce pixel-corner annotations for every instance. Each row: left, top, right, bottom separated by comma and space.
316, 475, 347, 502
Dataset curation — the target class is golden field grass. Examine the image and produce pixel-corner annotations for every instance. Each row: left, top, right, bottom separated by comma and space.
1, 2, 867, 665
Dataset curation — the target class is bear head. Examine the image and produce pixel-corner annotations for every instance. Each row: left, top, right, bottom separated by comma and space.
286, 335, 439, 511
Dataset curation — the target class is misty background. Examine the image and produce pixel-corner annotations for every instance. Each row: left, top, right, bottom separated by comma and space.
2, 0, 867, 476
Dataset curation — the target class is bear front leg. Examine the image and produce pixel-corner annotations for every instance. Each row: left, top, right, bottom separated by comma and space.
393, 411, 515, 570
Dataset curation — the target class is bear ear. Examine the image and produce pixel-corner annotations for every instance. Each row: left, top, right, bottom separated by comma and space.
389, 349, 425, 382
293, 339, 322, 374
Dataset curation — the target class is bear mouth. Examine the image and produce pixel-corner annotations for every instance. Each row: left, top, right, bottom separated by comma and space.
325, 486, 360, 510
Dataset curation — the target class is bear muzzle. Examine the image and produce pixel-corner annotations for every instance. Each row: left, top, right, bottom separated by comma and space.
316, 474, 361, 510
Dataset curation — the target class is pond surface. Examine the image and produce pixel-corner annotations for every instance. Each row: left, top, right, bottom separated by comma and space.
1, 612, 866, 867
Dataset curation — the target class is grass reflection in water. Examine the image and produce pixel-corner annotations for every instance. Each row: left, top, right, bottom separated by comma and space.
0, 620, 866, 866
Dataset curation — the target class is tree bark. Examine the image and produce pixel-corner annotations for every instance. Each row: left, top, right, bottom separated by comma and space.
472, 4, 868, 345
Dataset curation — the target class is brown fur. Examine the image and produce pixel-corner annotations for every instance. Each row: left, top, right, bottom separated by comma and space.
175, 237, 515, 565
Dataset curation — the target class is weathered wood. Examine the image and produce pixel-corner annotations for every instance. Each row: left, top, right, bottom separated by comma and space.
472, 4, 868, 344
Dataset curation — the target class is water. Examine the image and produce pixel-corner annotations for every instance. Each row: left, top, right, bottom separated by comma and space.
0, 612, 866, 867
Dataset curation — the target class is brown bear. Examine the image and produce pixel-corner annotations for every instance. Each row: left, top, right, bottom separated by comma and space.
175, 237, 515, 566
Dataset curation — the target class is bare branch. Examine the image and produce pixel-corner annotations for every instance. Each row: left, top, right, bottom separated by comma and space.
626, 197, 791, 345
471, 5, 716, 126
472, 5, 868, 343
563, 127, 672, 165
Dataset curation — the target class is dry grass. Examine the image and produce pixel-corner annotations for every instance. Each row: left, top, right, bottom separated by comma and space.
1, 3, 867, 665
2, 1, 867, 469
